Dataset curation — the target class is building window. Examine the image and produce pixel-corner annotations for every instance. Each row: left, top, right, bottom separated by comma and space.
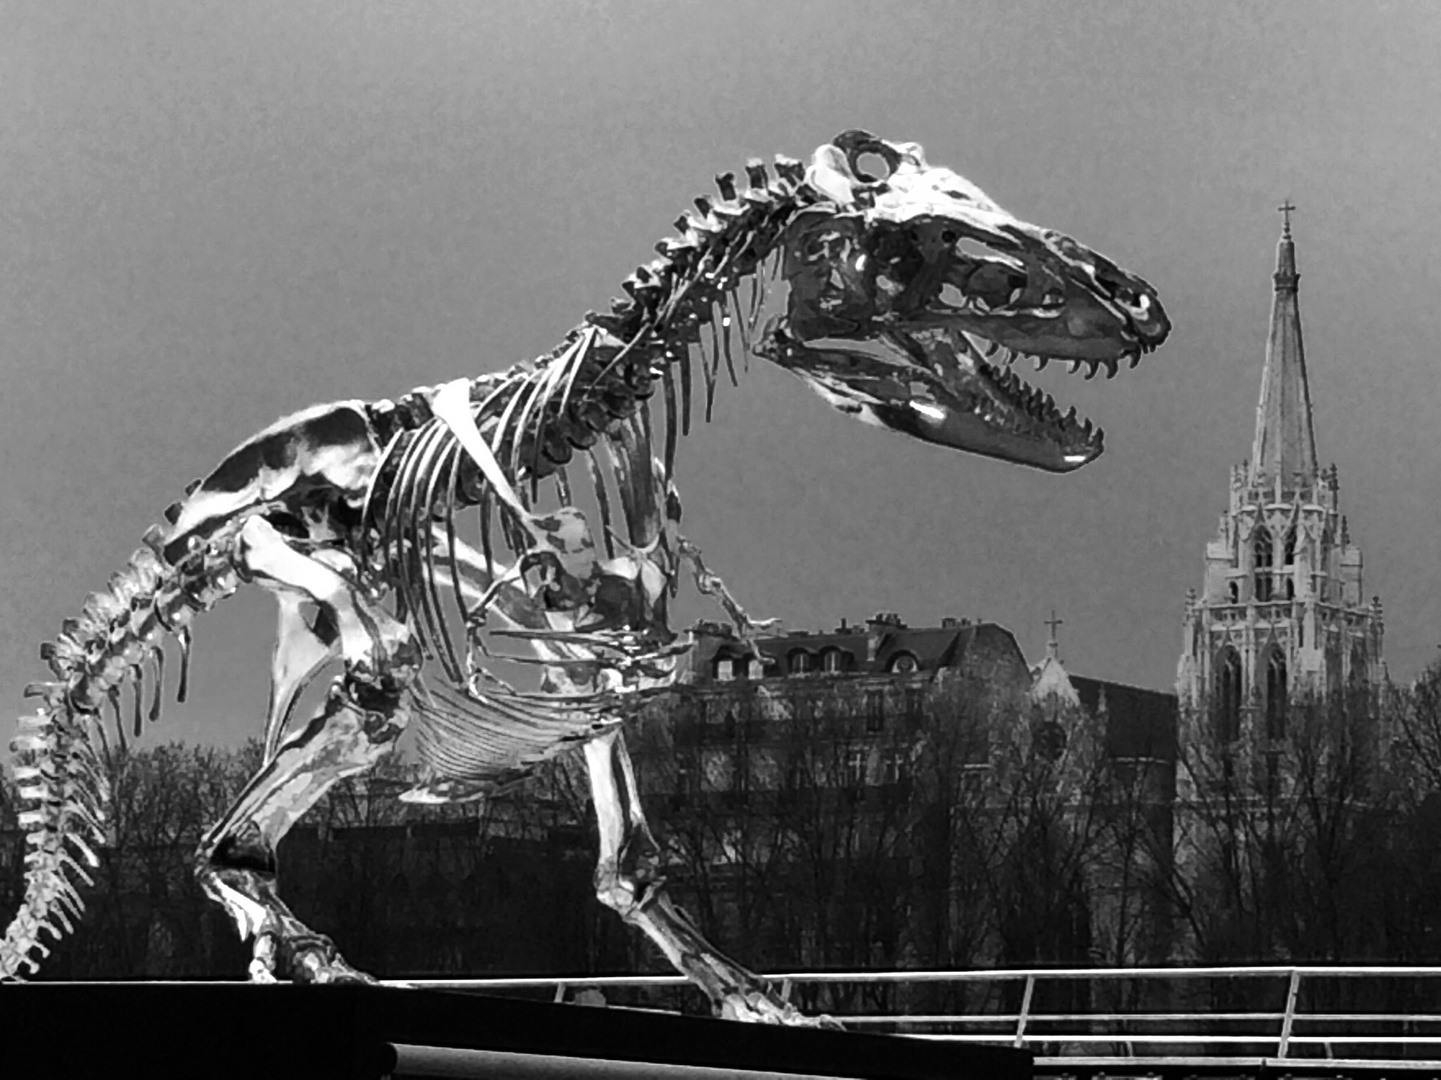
865, 691, 884, 733
904, 687, 923, 721
888, 653, 918, 674
782, 758, 807, 802
1283, 527, 1297, 565
1265, 648, 1287, 740
1266, 749, 1282, 798
822, 648, 847, 674
748, 656, 765, 680
714, 657, 735, 682
672, 763, 698, 808
727, 751, 749, 805
788, 650, 811, 675
1254, 528, 1274, 601
1228, 581, 1239, 603
1349, 644, 1369, 695
1215, 647, 1242, 742
1034, 720, 1067, 762
844, 748, 868, 790
881, 749, 906, 785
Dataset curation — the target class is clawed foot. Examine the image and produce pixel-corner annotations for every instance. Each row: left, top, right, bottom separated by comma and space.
719, 989, 845, 1030
251, 929, 378, 985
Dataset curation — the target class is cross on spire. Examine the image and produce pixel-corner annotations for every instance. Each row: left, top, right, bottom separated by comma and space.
1044, 609, 1063, 661
1278, 199, 1296, 238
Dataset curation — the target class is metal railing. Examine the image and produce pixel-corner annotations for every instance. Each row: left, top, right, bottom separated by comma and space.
384, 965, 1441, 1070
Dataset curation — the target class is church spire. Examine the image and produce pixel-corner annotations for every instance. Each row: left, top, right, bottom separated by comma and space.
1249, 202, 1318, 489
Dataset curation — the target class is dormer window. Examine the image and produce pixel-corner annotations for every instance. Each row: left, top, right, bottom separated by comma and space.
714, 657, 735, 682
788, 650, 812, 675
747, 656, 765, 680
821, 648, 847, 674
888, 653, 919, 674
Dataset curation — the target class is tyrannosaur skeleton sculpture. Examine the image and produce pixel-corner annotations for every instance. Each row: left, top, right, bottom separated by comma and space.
3, 132, 1168, 1021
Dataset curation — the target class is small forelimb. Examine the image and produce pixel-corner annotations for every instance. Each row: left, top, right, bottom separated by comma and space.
675, 538, 778, 649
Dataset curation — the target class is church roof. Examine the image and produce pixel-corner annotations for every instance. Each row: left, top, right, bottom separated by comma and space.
1070, 675, 1178, 762
1249, 209, 1319, 488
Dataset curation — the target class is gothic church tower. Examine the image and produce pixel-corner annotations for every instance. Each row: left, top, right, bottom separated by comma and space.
1176, 212, 1385, 746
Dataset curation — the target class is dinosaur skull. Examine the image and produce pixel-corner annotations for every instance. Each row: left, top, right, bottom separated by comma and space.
761, 131, 1171, 472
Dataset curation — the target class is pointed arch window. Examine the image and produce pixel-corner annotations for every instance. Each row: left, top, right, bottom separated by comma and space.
1265, 647, 1288, 740
1214, 647, 1243, 743
1318, 528, 1334, 602
1253, 528, 1274, 602
1283, 526, 1298, 600
1350, 643, 1368, 686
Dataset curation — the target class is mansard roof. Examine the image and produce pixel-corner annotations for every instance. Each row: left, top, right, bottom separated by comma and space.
692, 617, 1031, 690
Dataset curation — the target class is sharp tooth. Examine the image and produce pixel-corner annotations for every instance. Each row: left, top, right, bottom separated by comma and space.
1129, 350, 1142, 368
983, 340, 1001, 358
1104, 359, 1119, 379
1064, 405, 1077, 425
1083, 418, 1094, 436
1069, 360, 1082, 373
1034, 356, 1049, 371
1084, 362, 1098, 380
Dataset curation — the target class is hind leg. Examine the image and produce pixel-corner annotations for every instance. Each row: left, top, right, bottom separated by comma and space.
583, 728, 835, 1026
197, 678, 411, 982
196, 517, 418, 983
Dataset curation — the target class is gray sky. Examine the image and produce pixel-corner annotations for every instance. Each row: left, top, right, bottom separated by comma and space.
3, 0, 1439, 747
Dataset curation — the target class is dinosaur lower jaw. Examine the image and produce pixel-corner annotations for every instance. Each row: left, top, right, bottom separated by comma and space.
894, 326, 1107, 459
758, 328, 1103, 472
871, 396, 1102, 472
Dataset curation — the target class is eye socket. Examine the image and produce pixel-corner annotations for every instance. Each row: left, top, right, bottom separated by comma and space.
856, 152, 892, 181
941, 229, 958, 244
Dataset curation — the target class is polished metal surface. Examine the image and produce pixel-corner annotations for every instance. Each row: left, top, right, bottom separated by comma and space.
6, 134, 1168, 1027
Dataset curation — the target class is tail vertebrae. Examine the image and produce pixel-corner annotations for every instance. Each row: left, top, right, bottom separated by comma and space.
2, 524, 245, 978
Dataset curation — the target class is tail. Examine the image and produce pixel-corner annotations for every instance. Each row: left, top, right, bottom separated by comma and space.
1, 519, 247, 978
